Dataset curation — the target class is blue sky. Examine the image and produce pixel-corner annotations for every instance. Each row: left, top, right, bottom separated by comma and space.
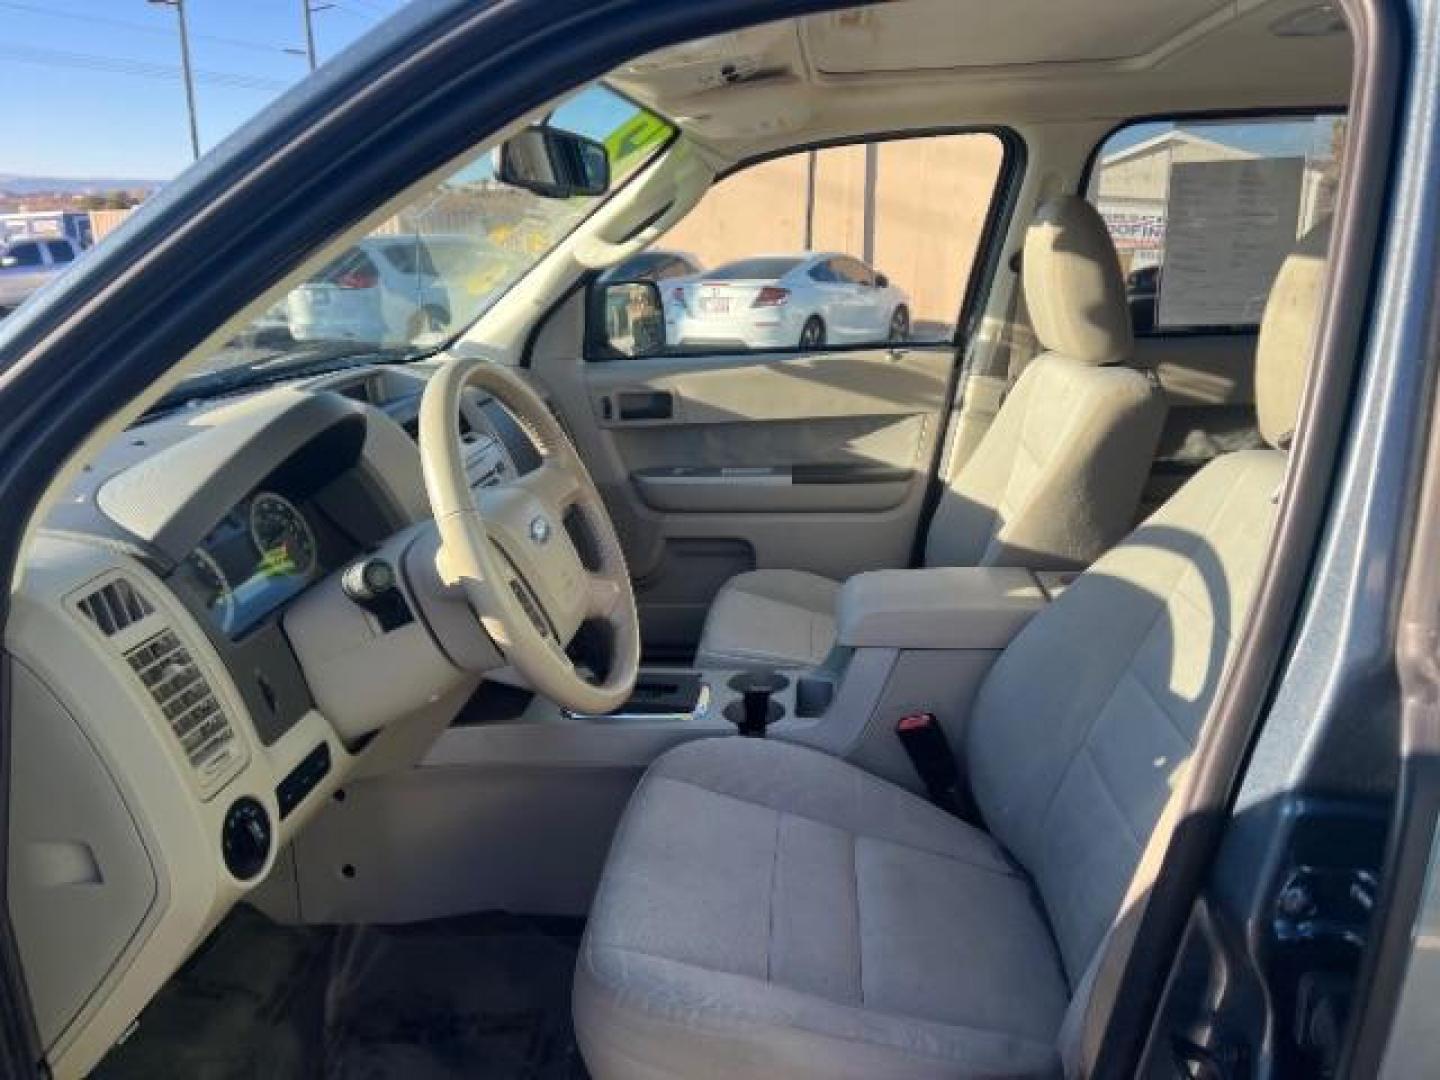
0, 0, 408, 178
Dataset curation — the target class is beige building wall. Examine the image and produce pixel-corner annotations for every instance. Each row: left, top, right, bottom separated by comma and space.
88, 208, 135, 244
660, 153, 809, 266
872, 135, 1004, 331
810, 143, 868, 257
660, 133, 1002, 332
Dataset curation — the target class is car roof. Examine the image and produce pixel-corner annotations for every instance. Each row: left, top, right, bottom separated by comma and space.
606, 0, 1349, 167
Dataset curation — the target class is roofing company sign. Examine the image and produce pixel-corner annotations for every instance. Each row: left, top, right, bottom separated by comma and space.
1101, 210, 1167, 253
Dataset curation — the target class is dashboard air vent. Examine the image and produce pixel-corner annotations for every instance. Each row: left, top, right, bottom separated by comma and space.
125, 629, 240, 788
77, 578, 155, 636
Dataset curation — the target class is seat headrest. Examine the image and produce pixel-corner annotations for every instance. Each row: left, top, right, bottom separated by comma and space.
1255, 219, 1331, 450
1023, 195, 1134, 366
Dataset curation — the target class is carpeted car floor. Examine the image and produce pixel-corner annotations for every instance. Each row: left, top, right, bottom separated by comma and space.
94, 905, 589, 1080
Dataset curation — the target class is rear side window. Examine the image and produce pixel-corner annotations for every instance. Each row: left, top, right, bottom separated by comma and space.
834, 257, 874, 286
1086, 114, 1344, 334
808, 260, 836, 283
318, 249, 380, 288
43, 241, 75, 264
380, 241, 437, 276
5, 242, 42, 268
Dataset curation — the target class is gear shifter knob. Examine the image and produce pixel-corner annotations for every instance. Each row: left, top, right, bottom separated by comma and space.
725, 670, 789, 737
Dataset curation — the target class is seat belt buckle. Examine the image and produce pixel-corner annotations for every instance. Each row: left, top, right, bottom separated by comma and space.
894, 712, 972, 820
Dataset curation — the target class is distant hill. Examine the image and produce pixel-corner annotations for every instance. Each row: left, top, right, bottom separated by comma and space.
0, 174, 163, 197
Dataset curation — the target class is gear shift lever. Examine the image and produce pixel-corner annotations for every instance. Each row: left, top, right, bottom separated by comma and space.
725, 670, 788, 737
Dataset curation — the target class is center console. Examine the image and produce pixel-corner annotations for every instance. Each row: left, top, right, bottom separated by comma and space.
785, 565, 1053, 789
834, 567, 1049, 650
534, 566, 1057, 794
565, 665, 835, 731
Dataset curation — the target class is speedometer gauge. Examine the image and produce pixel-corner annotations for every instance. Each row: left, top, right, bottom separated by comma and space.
248, 492, 317, 578
186, 549, 235, 633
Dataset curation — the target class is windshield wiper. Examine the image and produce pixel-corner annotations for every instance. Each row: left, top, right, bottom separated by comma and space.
142, 342, 426, 419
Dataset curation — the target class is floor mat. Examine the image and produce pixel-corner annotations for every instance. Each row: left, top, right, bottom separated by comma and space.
95, 906, 588, 1080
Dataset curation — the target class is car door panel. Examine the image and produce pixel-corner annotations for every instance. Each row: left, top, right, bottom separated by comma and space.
560, 344, 955, 654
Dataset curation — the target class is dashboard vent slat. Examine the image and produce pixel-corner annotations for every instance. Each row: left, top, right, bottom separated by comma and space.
78, 578, 155, 636
125, 629, 239, 787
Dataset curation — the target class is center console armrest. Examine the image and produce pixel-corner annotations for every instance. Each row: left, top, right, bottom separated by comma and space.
835, 567, 1046, 650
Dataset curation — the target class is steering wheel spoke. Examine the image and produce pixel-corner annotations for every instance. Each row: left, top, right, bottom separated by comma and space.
585, 572, 625, 621
520, 459, 582, 514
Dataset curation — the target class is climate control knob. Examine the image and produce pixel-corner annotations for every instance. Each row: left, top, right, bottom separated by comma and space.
220, 796, 271, 881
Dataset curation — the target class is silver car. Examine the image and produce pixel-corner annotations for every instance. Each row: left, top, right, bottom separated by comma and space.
0, 237, 79, 313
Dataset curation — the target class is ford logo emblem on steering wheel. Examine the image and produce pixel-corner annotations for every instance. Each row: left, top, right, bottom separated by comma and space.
529, 515, 552, 546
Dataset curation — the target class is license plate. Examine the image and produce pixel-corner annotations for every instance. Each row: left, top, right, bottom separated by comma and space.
698, 295, 730, 315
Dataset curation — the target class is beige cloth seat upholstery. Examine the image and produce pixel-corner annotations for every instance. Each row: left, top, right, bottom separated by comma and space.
575, 224, 1330, 1080
697, 196, 1166, 670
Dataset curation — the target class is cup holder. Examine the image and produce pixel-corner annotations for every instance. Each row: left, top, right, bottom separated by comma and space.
725, 670, 789, 736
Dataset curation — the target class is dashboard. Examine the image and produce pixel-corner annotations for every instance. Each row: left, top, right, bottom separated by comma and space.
6, 362, 540, 1078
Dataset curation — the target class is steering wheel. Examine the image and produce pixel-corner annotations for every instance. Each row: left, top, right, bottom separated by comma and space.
418, 358, 639, 714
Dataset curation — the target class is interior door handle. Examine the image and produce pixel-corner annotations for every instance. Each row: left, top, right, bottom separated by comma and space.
610, 390, 674, 422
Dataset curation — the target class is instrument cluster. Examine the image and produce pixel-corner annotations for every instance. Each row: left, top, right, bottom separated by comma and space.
179, 489, 325, 639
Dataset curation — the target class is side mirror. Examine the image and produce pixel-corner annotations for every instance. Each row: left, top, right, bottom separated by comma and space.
598, 281, 667, 357
496, 125, 610, 199
875, 272, 889, 288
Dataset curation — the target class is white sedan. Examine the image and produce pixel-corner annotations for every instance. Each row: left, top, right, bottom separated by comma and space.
287, 234, 489, 345
664, 252, 911, 350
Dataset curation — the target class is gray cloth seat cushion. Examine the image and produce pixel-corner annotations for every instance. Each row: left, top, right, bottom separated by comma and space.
694, 569, 842, 669
575, 737, 1070, 1080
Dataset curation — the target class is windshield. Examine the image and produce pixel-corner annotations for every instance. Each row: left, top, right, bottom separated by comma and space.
192, 83, 672, 382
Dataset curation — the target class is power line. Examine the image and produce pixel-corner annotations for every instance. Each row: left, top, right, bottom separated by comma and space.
3, 42, 290, 93
326, 1, 387, 22
0, 0, 297, 58
337, 0, 394, 15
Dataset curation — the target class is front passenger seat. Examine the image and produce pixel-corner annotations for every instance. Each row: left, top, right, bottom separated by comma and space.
576, 221, 1330, 1080
697, 196, 1166, 669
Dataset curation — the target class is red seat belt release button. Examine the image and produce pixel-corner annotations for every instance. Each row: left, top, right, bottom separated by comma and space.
894, 712, 972, 820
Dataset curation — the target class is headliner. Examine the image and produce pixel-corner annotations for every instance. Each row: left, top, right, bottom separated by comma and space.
607, 0, 1352, 164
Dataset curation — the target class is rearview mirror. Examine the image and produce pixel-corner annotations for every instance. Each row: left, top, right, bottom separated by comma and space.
598, 281, 667, 358
875, 272, 889, 288
496, 125, 610, 199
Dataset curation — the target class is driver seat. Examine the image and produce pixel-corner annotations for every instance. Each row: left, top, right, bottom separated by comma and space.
573, 222, 1330, 1079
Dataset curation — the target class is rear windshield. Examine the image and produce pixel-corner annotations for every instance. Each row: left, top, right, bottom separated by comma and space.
704, 257, 804, 281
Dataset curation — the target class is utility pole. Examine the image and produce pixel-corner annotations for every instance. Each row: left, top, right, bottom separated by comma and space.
803, 150, 816, 250
149, 0, 201, 161
301, 1, 335, 71
862, 142, 878, 266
